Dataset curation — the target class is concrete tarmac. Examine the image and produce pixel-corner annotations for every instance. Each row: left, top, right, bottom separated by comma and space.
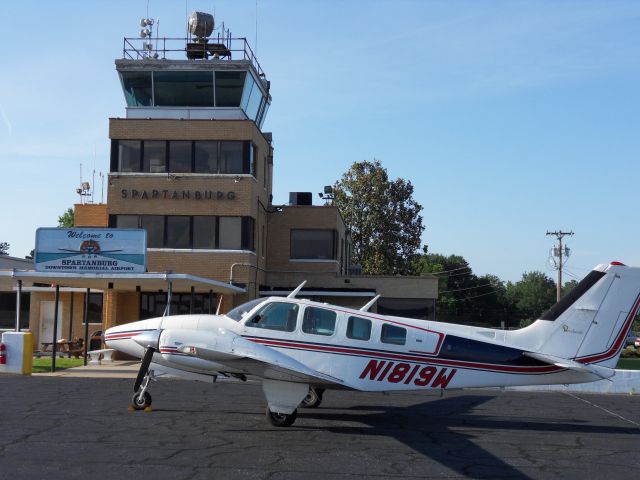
1, 374, 640, 479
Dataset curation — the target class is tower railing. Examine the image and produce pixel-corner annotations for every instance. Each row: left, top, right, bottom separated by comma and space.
122, 36, 266, 78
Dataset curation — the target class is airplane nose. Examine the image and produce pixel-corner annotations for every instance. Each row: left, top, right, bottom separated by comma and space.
132, 330, 161, 350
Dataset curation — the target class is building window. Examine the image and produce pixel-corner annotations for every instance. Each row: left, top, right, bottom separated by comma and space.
193, 216, 216, 249
219, 217, 241, 250
246, 302, 299, 332
302, 307, 336, 336
141, 215, 165, 248
194, 141, 218, 173
109, 215, 255, 251
377, 298, 436, 321
140, 292, 215, 319
166, 216, 191, 249
0, 292, 29, 330
169, 141, 192, 173
381, 324, 407, 346
112, 140, 255, 176
84, 293, 103, 325
118, 140, 141, 172
290, 229, 336, 260
346, 316, 372, 341
143, 140, 167, 173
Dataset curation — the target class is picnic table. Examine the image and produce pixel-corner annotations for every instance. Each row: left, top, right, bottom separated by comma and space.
40, 340, 84, 358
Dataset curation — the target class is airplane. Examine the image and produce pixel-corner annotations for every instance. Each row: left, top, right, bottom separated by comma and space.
105, 262, 640, 427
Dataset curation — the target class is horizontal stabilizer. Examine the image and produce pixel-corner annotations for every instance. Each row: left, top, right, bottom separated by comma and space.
524, 352, 615, 380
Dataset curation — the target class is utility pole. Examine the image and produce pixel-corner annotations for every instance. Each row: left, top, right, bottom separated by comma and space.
546, 230, 574, 302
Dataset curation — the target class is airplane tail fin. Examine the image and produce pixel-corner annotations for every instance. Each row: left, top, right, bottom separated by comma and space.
510, 262, 640, 369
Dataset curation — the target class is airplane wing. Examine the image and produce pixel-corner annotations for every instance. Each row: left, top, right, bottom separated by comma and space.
176, 333, 348, 387
523, 351, 615, 380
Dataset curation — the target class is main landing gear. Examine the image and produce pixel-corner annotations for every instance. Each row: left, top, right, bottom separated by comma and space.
300, 387, 324, 408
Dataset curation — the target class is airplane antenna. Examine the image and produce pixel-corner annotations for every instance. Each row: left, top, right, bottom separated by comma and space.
360, 294, 381, 312
215, 295, 223, 315
287, 281, 307, 298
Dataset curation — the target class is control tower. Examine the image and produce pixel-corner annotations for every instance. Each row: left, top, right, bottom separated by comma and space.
107, 12, 274, 312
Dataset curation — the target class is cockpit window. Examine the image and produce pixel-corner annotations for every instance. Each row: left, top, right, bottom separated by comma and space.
246, 302, 299, 332
225, 298, 265, 321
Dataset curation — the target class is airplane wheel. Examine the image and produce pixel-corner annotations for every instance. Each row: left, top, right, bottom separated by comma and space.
266, 407, 297, 427
300, 387, 323, 408
131, 391, 152, 410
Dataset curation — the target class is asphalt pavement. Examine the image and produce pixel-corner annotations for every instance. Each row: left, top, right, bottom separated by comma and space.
1, 373, 640, 479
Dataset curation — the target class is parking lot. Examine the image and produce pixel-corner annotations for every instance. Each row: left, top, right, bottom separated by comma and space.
1, 374, 640, 479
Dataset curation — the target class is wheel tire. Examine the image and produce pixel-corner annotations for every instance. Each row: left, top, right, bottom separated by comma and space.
266, 407, 297, 427
131, 391, 152, 410
300, 388, 322, 408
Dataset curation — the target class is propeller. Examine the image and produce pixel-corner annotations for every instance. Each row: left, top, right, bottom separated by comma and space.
132, 330, 161, 392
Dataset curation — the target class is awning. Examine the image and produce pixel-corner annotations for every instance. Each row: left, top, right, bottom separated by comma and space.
0, 270, 245, 294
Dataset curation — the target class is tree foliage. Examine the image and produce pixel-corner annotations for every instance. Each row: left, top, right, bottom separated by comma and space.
332, 160, 425, 275
415, 253, 563, 329
0, 242, 9, 255
506, 271, 557, 328
58, 208, 74, 228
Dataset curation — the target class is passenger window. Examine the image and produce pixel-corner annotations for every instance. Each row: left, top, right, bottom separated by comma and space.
246, 302, 299, 332
346, 316, 372, 341
302, 307, 336, 336
381, 324, 406, 345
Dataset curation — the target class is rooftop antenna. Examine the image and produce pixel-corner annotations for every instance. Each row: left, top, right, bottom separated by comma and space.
99, 172, 105, 203
255, 0, 258, 55
76, 164, 91, 205
287, 281, 307, 299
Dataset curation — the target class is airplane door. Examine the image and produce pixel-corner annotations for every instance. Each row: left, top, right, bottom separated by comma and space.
409, 328, 441, 354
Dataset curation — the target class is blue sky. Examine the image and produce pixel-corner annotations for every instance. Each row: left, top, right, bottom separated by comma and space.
1, 1, 639, 283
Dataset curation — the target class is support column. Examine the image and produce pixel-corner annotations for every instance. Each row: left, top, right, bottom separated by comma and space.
83, 288, 90, 366
15, 280, 22, 332
52, 284, 60, 373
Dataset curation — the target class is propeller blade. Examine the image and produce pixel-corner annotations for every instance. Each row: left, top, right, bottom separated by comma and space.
134, 347, 155, 392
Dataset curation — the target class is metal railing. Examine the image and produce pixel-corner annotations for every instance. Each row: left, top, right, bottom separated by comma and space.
122, 36, 266, 78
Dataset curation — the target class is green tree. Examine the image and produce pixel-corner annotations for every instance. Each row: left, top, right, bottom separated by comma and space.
562, 279, 578, 296
58, 208, 74, 228
0, 242, 9, 255
507, 271, 557, 328
415, 253, 509, 327
332, 159, 425, 275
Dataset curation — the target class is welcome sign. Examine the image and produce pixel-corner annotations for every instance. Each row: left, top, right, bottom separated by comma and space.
35, 228, 147, 273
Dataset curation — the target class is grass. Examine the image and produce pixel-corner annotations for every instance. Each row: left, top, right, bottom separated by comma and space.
32, 357, 85, 373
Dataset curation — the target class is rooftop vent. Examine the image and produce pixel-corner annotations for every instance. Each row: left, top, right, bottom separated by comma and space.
289, 192, 313, 206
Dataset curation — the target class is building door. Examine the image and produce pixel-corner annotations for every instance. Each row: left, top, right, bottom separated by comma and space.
39, 301, 63, 344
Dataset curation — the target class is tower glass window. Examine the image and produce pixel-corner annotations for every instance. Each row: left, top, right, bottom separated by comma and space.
120, 71, 153, 106
154, 71, 214, 107
215, 71, 246, 106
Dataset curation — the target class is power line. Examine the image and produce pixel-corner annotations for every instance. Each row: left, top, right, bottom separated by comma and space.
440, 283, 494, 294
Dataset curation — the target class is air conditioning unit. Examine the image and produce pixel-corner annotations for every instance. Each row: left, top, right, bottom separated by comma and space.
289, 192, 313, 206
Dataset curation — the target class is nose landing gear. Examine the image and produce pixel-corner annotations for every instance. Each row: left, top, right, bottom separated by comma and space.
131, 369, 154, 410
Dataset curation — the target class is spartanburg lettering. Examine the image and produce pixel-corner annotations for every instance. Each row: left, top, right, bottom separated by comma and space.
121, 189, 236, 200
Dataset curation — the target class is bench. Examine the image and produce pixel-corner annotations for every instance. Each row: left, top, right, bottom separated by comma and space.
88, 349, 115, 365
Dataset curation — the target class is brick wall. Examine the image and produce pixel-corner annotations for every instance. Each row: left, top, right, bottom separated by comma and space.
74, 204, 109, 227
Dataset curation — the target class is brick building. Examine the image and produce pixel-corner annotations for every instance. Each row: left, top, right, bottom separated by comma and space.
1, 25, 438, 349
